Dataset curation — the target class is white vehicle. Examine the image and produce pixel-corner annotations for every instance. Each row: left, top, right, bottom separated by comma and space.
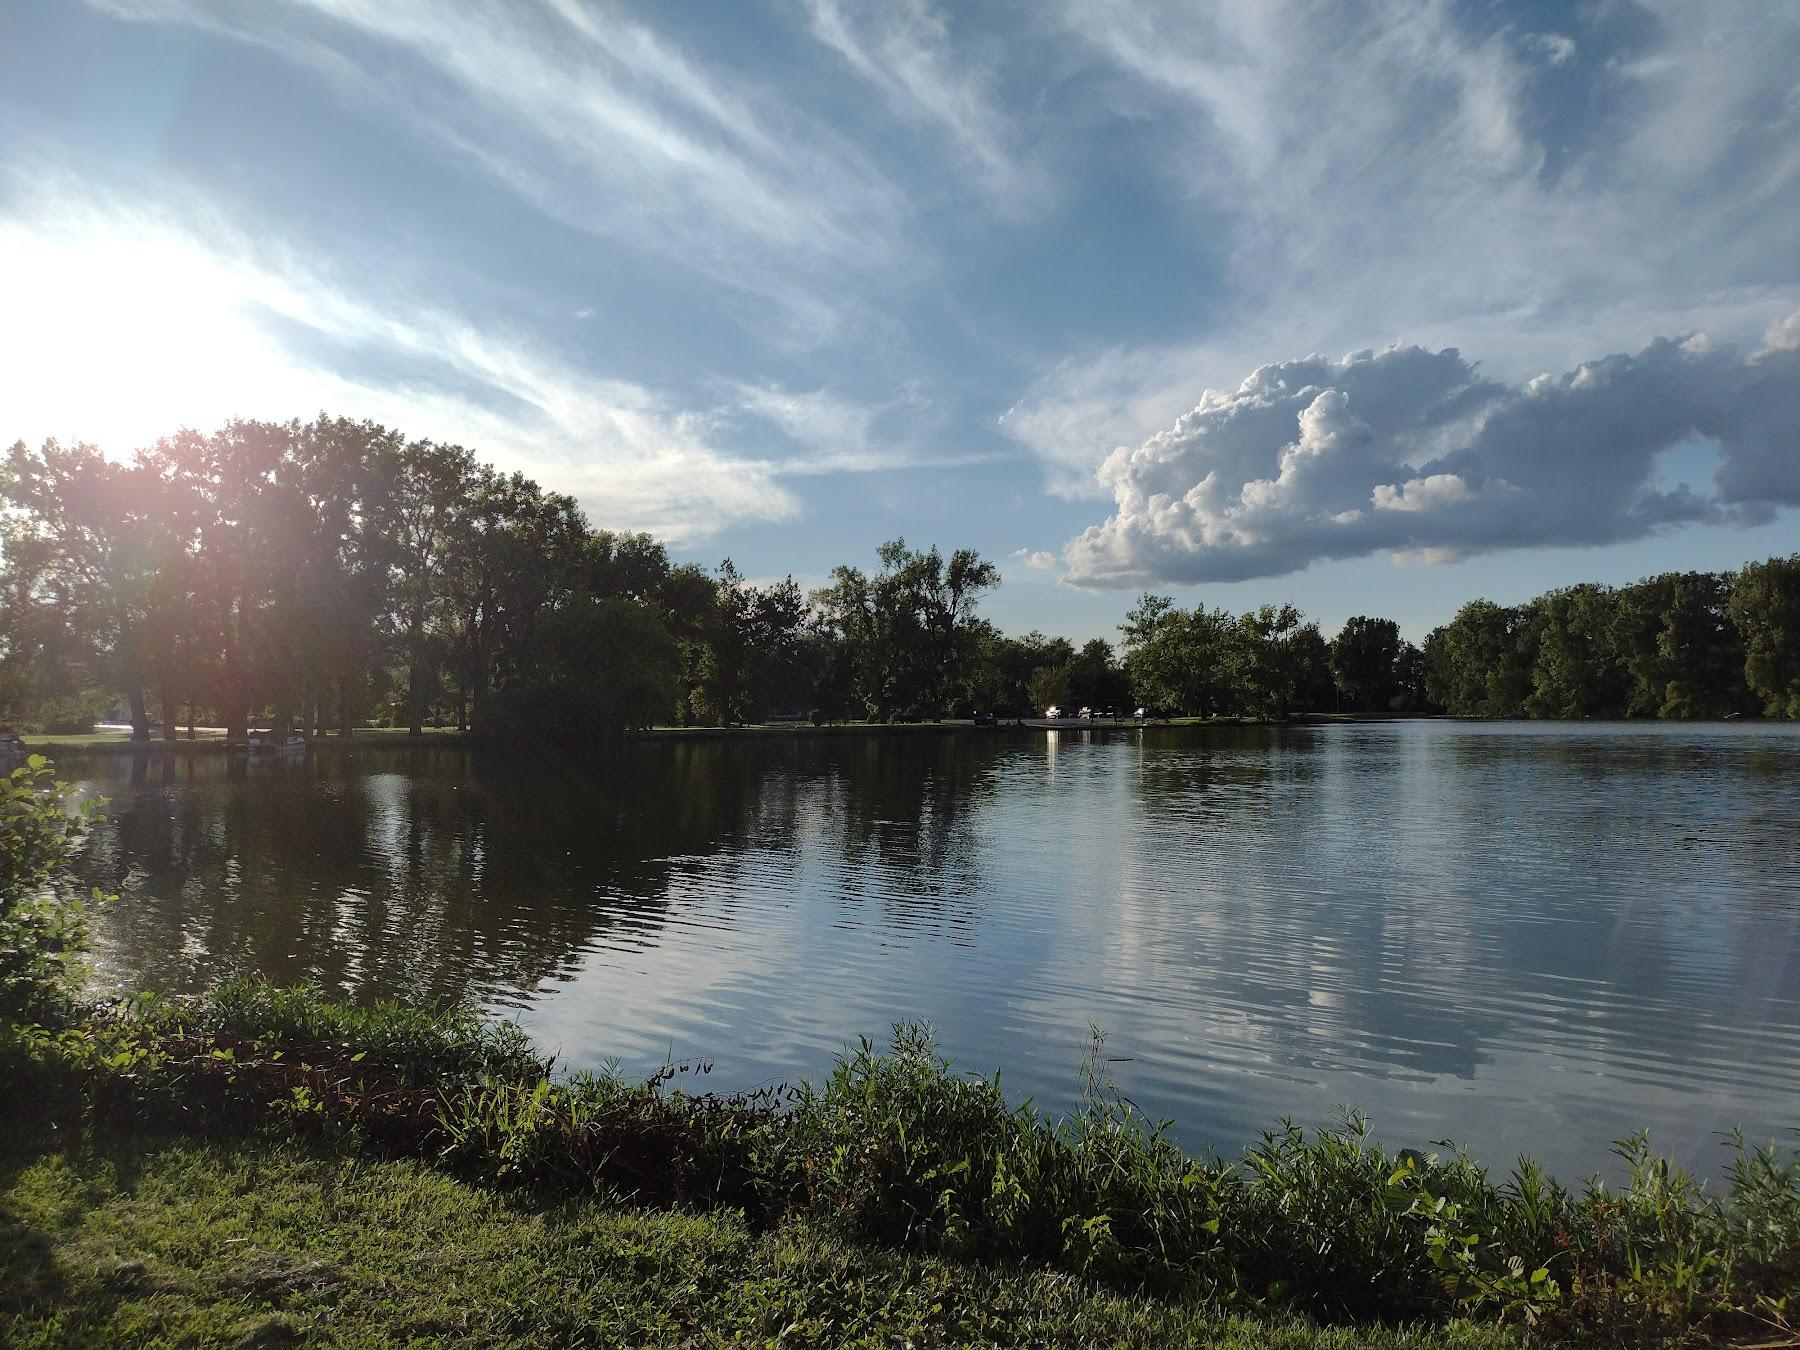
1043, 704, 1062, 719
1078, 706, 1093, 719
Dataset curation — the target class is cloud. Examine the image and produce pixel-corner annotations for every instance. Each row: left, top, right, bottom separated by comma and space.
86, 0, 908, 342
726, 382, 1002, 475
1062, 323, 1800, 586
1010, 548, 1058, 571
800, 0, 1042, 206
1527, 33, 1578, 68
0, 185, 798, 543
1010, 1, 1800, 488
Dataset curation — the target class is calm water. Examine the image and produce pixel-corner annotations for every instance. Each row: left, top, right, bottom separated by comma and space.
63, 722, 1800, 1178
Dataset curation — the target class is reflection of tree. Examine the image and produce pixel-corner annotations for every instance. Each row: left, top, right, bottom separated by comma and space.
77, 734, 1012, 1007
794, 734, 1004, 941
75, 744, 800, 1007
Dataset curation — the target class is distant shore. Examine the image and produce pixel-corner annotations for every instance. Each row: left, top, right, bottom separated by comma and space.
18, 713, 1413, 756
19, 710, 1785, 758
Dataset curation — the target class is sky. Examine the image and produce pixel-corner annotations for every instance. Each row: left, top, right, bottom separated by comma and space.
1, 0, 1796, 643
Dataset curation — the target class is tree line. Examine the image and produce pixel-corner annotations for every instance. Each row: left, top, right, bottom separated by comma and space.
2, 418, 1796, 740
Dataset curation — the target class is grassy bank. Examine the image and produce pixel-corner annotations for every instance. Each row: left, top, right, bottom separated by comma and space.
0, 1121, 1518, 1349
3, 985, 1795, 1347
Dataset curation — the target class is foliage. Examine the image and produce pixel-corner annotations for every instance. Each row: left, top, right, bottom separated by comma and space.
0, 1123, 1521, 1350
811, 539, 1001, 720
0, 756, 107, 1020
5, 418, 1797, 731
1727, 555, 1800, 717
6, 990, 1796, 1344
1331, 617, 1403, 713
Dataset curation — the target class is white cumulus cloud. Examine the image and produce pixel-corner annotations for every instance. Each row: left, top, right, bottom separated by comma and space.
1063, 322, 1800, 586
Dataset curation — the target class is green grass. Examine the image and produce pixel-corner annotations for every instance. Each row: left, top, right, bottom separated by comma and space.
0, 1119, 1518, 1348
3, 985, 1795, 1346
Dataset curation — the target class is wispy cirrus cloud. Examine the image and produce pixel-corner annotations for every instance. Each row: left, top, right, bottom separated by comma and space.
724, 381, 1001, 476
87, 0, 910, 343
800, 0, 1045, 207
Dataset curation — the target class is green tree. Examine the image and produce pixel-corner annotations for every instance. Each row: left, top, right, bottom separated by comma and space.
1068, 639, 1129, 710
1026, 662, 1073, 714
1424, 601, 1532, 716
1526, 584, 1625, 718
812, 540, 999, 720
1656, 572, 1746, 718
1329, 616, 1402, 712
1235, 604, 1304, 718
1727, 556, 1800, 717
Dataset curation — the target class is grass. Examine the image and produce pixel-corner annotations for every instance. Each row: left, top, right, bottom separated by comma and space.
0, 1120, 1522, 1349
2, 985, 1795, 1346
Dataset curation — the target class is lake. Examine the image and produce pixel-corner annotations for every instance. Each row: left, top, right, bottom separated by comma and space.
62, 721, 1800, 1179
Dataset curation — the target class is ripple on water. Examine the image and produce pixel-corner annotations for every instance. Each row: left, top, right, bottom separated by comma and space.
67, 721, 1800, 1177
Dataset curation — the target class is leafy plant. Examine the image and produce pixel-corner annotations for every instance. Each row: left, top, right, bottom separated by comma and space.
0, 755, 109, 1020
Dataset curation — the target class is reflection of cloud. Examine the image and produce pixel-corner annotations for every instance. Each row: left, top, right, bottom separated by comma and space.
0, 187, 797, 542
1061, 328, 1800, 585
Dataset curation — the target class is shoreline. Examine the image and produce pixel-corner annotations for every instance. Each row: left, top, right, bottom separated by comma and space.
17, 713, 1396, 756
3, 980, 1791, 1346
19, 710, 1782, 758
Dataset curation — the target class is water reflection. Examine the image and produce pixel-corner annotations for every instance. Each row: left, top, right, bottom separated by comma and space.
68, 722, 1800, 1177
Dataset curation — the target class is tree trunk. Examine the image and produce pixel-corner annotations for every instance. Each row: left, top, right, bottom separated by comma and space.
407, 607, 425, 737
225, 595, 249, 742
338, 679, 353, 737
128, 684, 150, 741
161, 688, 179, 743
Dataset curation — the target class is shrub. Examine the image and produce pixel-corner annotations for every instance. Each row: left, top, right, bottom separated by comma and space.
0, 756, 108, 1020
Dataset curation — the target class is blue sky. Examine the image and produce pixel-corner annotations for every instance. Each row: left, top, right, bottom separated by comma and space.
1, 0, 1796, 642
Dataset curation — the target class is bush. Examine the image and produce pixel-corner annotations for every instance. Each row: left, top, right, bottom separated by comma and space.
0, 756, 108, 1020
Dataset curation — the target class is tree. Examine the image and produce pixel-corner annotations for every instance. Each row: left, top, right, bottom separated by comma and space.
1424, 601, 1533, 716
1289, 622, 1335, 712
1026, 663, 1073, 713
1235, 604, 1304, 718
693, 561, 810, 724
485, 596, 680, 744
1118, 595, 1184, 713
1329, 616, 1402, 712
1068, 639, 1129, 710
1526, 584, 1625, 719
812, 539, 999, 720
1393, 640, 1431, 712
381, 438, 477, 736
1656, 572, 1747, 718
1728, 555, 1800, 717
